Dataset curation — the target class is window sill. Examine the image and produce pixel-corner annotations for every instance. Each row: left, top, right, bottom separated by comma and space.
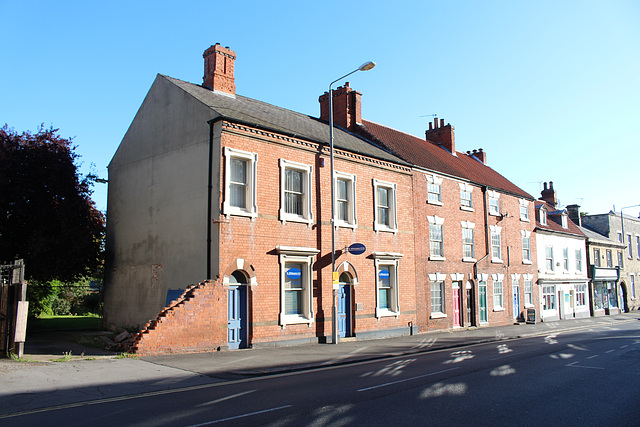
520, 217, 530, 222
374, 225, 398, 234
335, 221, 357, 230
522, 260, 532, 265
225, 208, 258, 219
376, 308, 399, 318
462, 257, 477, 263
429, 255, 446, 261
524, 304, 534, 309
280, 314, 313, 326
460, 206, 474, 212
493, 307, 505, 312
489, 212, 501, 217
491, 259, 504, 264
430, 312, 447, 319
280, 214, 313, 226
427, 199, 443, 206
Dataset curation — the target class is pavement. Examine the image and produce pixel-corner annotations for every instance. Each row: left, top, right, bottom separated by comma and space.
2, 312, 639, 417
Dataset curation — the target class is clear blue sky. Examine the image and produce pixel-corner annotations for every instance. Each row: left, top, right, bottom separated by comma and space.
2, 0, 639, 218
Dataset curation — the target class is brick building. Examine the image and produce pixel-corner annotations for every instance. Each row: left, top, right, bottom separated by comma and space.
104, 45, 417, 353
320, 85, 538, 331
581, 210, 640, 311
105, 44, 543, 354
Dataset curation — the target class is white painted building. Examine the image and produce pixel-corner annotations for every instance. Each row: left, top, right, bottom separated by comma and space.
534, 183, 589, 322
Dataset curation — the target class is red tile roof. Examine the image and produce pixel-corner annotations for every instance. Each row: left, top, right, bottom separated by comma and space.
358, 119, 533, 199
534, 200, 586, 237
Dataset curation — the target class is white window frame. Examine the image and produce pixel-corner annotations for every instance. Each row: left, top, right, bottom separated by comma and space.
373, 252, 403, 318
490, 225, 502, 263
636, 236, 640, 259
545, 246, 555, 271
488, 190, 500, 216
631, 274, 636, 299
521, 230, 532, 264
575, 249, 582, 271
373, 179, 398, 233
279, 159, 313, 226
606, 249, 613, 268
459, 182, 473, 211
576, 284, 587, 306
426, 174, 443, 206
539, 206, 547, 225
334, 171, 357, 229
543, 285, 556, 310
428, 215, 445, 260
523, 274, 534, 308
276, 246, 319, 326
461, 220, 475, 262
428, 273, 447, 318
561, 213, 568, 229
593, 248, 601, 267
519, 199, 530, 222
563, 247, 569, 271
492, 274, 504, 310
627, 234, 633, 258
223, 147, 258, 219
430, 280, 445, 316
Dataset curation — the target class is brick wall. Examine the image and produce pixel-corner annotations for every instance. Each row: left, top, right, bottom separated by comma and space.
413, 170, 538, 332
130, 279, 227, 355
217, 123, 416, 345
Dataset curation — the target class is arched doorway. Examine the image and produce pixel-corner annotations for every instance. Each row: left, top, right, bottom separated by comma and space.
228, 270, 248, 349
338, 272, 353, 338
466, 281, 476, 326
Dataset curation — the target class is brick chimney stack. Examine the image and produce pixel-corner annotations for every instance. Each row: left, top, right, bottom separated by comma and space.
467, 148, 487, 165
566, 204, 581, 226
540, 181, 558, 208
318, 82, 363, 130
425, 118, 456, 156
203, 44, 236, 95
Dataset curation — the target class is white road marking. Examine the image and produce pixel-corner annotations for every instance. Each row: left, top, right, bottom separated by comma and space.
357, 367, 459, 392
187, 405, 293, 426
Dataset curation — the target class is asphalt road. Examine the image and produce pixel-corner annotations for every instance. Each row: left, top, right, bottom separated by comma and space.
4, 321, 640, 426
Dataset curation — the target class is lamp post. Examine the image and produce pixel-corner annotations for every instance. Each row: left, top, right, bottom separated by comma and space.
329, 61, 375, 344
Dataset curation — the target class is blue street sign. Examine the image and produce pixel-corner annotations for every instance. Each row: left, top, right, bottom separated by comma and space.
286, 268, 302, 280
348, 243, 366, 255
378, 269, 390, 279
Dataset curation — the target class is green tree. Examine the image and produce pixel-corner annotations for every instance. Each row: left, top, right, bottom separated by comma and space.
0, 125, 105, 284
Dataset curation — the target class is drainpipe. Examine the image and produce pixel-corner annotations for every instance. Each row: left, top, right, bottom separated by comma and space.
474, 253, 489, 280
482, 186, 491, 259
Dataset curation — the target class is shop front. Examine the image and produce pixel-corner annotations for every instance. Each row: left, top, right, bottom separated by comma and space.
590, 266, 620, 316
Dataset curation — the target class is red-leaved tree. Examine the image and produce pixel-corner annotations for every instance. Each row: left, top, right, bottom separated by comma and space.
0, 125, 105, 283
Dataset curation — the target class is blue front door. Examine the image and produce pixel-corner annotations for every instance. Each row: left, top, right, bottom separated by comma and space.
513, 286, 520, 321
337, 283, 351, 338
228, 285, 247, 349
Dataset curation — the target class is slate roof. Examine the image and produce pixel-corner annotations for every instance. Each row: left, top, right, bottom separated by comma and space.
358, 119, 534, 200
535, 200, 586, 238
162, 75, 409, 167
578, 225, 626, 248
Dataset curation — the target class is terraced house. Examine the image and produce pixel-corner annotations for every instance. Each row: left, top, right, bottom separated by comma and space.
323, 85, 538, 331
104, 45, 540, 354
104, 45, 417, 354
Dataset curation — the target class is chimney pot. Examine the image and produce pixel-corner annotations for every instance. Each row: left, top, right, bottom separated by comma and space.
440, 118, 445, 128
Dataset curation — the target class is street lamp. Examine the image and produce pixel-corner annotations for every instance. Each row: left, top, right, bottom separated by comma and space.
329, 61, 376, 344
